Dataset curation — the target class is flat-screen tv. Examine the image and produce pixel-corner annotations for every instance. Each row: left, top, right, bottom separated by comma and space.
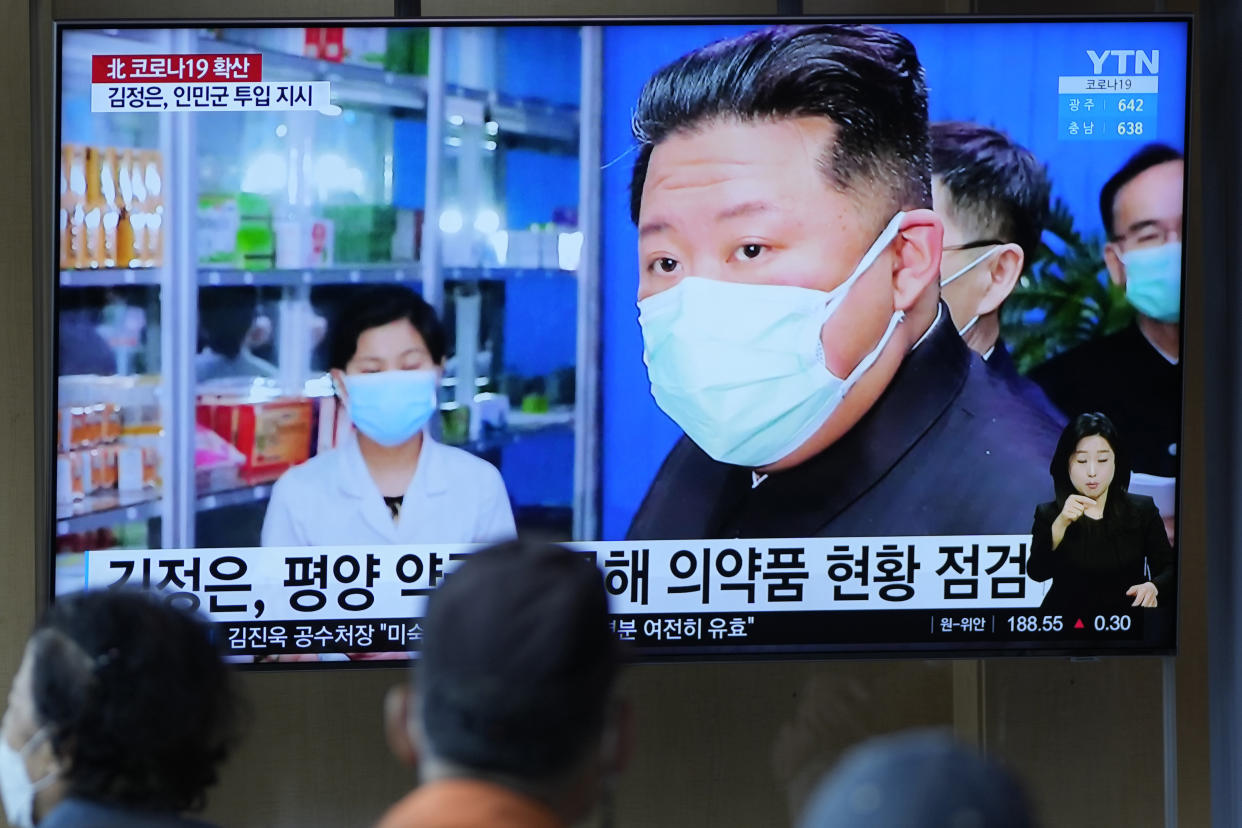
48, 16, 1190, 663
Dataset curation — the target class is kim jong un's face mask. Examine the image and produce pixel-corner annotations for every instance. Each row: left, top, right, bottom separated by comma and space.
637, 212, 906, 469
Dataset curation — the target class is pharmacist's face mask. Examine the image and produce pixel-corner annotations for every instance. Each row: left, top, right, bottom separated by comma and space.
638, 212, 906, 468
339, 370, 439, 447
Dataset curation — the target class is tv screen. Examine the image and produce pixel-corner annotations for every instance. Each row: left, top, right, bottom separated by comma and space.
50, 16, 1189, 663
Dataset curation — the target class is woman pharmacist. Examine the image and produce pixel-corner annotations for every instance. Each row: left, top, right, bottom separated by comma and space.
261, 285, 516, 547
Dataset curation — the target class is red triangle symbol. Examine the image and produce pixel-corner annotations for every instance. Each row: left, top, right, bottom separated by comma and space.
1074, 618, 1085, 629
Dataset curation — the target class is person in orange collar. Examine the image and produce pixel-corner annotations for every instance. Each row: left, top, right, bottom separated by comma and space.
376, 539, 632, 828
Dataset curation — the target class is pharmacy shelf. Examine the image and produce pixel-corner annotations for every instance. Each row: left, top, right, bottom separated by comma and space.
250, 46, 429, 111
459, 412, 576, 455
197, 481, 275, 512
60, 269, 162, 287
198, 264, 421, 288
194, 264, 577, 287
55, 26, 600, 545
207, 38, 578, 143
55, 490, 162, 535
447, 83, 580, 145
443, 266, 578, 282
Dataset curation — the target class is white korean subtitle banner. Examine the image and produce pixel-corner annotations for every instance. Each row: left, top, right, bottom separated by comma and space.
90, 82, 332, 113
80, 536, 1047, 623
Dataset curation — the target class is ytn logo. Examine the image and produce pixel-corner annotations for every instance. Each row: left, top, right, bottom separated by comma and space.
1087, 50, 1159, 74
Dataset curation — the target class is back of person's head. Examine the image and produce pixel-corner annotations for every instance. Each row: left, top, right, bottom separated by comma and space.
629, 23, 931, 223
415, 539, 623, 782
198, 286, 259, 359
29, 589, 240, 812
798, 730, 1035, 828
328, 285, 445, 370
1099, 143, 1184, 239
931, 121, 1051, 266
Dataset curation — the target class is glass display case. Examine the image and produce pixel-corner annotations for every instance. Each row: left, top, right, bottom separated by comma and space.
54, 25, 600, 570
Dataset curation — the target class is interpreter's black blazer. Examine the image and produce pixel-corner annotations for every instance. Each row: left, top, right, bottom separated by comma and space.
1028, 492, 1176, 615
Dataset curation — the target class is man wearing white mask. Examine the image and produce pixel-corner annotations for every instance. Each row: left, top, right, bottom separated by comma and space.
1030, 144, 1184, 481
930, 121, 1062, 424
626, 24, 1062, 540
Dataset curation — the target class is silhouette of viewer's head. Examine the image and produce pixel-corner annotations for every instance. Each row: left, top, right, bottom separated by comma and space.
385, 539, 631, 825
0, 590, 242, 825
798, 730, 1035, 828
198, 286, 260, 359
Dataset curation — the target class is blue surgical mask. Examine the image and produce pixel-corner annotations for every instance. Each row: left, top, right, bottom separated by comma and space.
638, 212, 905, 468
1121, 241, 1181, 323
341, 370, 439, 447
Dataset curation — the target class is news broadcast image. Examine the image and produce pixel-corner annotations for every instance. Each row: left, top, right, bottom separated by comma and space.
53, 19, 1188, 663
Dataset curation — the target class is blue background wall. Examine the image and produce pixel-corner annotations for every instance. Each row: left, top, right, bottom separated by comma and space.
598, 21, 1189, 540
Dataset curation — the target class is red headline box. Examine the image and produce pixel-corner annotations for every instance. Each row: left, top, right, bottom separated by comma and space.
91, 54, 262, 83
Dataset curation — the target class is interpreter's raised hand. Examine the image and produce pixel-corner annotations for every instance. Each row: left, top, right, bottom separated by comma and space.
1126, 581, 1159, 608
1057, 494, 1095, 526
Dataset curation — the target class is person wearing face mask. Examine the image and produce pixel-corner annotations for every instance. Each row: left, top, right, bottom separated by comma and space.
0, 589, 241, 828
261, 285, 515, 547
1029, 144, 1184, 482
1027, 412, 1175, 616
626, 24, 1062, 541
930, 121, 1063, 426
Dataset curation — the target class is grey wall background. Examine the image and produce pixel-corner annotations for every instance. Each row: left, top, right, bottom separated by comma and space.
0, 1, 1213, 826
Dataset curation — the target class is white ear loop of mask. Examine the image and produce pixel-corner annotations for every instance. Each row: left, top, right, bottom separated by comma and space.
939, 245, 1001, 288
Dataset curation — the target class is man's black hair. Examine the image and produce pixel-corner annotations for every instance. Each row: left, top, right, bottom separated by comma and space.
931, 121, 1051, 265
629, 24, 931, 224
328, 285, 446, 370
31, 590, 242, 813
1099, 143, 1184, 239
417, 539, 623, 779
198, 286, 258, 360
1049, 411, 1132, 512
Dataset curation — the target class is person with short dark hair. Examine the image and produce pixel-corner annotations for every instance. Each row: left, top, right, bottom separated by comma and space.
376, 539, 630, 828
626, 25, 1061, 540
797, 729, 1035, 828
931, 121, 1063, 425
195, 287, 278, 383
1029, 144, 1184, 485
930, 123, 1052, 364
0, 590, 241, 828
1027, 412, 1175, 615
262, 285, 515, 547
57, 287, 117, 376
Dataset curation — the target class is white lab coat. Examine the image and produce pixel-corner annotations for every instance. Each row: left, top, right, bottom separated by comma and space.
261, 431, 516, 547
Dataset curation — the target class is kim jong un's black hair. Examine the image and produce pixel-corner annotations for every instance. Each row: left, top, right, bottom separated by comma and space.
629, 24, 932, 224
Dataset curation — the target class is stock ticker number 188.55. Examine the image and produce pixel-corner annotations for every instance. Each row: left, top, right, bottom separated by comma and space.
1007, 615, 1064, 633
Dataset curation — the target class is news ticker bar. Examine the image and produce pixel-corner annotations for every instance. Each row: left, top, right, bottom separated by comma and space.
213, 609, 1167, 658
